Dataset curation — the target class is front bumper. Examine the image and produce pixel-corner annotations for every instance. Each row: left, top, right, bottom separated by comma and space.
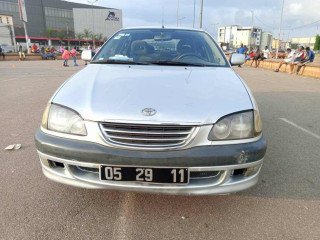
35, 129, 267, 195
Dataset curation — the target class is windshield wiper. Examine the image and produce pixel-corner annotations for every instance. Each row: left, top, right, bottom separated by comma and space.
148, 61, 214, 67
91, 59, 151, 65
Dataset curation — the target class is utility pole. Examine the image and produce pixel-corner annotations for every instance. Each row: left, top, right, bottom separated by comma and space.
276, 0, 285, 59
18, 0, 29, 51
22, 21, 29, 51
199, 0, 204, 28
213, 22, 220, 39
248, 10, 254, 48
88, 0, 98, 48
177, 0, 180, 27
250, 10, 254, 28
193, 0, 196, 28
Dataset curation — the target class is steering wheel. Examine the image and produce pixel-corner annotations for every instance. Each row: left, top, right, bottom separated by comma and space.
176, 53, 203, 60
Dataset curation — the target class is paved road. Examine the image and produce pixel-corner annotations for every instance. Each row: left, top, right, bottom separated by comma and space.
1, 61, 320, 240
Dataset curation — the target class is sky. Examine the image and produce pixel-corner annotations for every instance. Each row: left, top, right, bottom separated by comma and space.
67, 0, 320, 39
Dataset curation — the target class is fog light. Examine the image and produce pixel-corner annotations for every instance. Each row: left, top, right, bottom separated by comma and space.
244, 165, 261, 177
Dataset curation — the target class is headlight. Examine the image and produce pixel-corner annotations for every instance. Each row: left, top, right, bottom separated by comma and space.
208, 110, 261, 141
42, 104, 87, 136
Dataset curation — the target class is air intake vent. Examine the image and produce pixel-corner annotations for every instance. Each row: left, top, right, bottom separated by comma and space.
100, 122, 196, 149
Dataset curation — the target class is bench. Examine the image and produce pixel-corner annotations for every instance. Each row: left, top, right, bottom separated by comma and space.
244, 59, 320, 79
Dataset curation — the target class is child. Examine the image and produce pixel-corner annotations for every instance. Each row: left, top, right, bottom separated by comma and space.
70, 47, 78, 66
62, 47, 70, 67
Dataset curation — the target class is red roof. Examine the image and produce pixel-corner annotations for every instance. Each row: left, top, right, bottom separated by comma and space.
15, 36, 102, 43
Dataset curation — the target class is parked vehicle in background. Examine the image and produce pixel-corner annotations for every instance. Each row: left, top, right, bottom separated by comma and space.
270, 49, 286, 59
35, 27, 267, 195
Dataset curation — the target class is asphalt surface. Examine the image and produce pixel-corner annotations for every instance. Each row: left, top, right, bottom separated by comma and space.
1, 60, 320, 240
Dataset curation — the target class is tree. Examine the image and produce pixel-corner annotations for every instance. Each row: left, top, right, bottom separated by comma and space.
82, 29, 93, 43
46, 28, 54, 39
46, 28, 56, 46
314, 35, 320, 51
94, 33, 103, 42
75, 33, 83, 46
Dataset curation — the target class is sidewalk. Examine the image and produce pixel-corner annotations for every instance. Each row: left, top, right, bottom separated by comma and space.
0, 53, 81, 61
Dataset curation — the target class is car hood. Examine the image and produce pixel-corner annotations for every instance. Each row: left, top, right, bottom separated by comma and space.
52, 64, 253, 125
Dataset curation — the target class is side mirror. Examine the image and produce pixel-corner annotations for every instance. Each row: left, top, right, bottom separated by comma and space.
81, 49, 92, 61
230, 53, 245, 66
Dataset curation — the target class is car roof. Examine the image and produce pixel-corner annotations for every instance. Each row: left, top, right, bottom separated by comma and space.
121, 26, 206, 33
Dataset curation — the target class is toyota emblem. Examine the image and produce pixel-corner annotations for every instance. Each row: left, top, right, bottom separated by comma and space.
142, 108, 157, 116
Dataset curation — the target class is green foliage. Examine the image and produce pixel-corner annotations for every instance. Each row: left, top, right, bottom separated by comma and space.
46, 28, 55, 39
314, 35, 320, 51
93, 33, 103, 41
57, 31, 65, 40
75, 33, 83, 40
82, 29, 93, 40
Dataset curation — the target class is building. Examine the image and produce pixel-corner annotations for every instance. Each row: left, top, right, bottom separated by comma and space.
0, 0, 122, 47
0, 14, 16, 47
260, 32, 273, 49
272, 38, 288, 50
290, 37, 316, 50
218, 25, 262, 49
218, 25, 239, 48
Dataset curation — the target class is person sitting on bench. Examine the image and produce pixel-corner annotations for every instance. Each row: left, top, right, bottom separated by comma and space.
295, 47, 315, 75
274, 48, 294, 72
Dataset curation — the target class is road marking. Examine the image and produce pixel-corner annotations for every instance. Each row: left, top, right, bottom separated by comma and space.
0, 77, 20, 83
280, 118, 320, 140
112, 193, 134, 240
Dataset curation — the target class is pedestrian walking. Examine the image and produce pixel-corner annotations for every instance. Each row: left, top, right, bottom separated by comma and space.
70, 47, 78, 66
236, 44, 246, 67
18, 43, 26, 61
62, 47, 70, 67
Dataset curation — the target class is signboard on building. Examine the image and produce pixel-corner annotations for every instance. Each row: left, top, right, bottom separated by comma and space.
18, 0, 28, 22
73, 8, 123, 40
105, 11, 120, 21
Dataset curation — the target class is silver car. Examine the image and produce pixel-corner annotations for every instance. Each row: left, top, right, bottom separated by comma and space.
35, 27, 266, 195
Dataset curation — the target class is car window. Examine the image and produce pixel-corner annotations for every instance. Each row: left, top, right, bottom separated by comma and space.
93, 29, 228, 67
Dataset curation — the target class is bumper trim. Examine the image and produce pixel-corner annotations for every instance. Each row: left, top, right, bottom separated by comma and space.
38, 151, 263, 195
35, 129, 267, 167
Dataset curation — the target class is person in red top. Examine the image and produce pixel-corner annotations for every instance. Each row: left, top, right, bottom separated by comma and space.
62, 47, 70, 67
31, 43, 38, 53
70, 47, 78, 66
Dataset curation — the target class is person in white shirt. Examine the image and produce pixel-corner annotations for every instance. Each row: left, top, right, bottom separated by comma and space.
274, 48, 295, 72
262, 46, 270, 59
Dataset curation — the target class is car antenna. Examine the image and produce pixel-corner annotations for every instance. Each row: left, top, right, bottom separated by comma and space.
161, 6, 165, 28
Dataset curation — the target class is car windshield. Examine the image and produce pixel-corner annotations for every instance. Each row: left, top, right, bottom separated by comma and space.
92, 29, 228, 67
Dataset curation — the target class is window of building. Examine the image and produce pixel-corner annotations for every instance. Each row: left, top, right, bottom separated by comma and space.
0, 1, 18, 13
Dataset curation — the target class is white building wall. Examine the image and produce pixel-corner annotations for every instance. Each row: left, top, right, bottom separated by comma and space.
218, 25, 262, 48
73, 8, 123, 40
218, 27, 225, 43
234, 30, 250, 47
0, 23, 11, 45
291, 37, 316, 49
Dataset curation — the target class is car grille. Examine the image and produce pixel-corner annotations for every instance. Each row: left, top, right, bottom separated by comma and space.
100, 122, 196, 149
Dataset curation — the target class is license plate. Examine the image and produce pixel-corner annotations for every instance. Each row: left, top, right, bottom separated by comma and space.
100, 166, 189, 185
